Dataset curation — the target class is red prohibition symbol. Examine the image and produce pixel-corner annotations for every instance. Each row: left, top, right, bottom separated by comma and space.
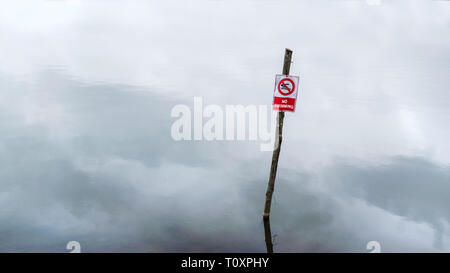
278, 78, 295, 96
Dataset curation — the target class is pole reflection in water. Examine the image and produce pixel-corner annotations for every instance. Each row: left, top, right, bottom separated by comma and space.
263, 216, 274, 253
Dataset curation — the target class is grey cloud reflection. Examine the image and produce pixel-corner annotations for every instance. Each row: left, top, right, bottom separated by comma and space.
0, 70, 449, 252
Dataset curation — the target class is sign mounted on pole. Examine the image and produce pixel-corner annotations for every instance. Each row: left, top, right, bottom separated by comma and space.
272, 74, 299, 112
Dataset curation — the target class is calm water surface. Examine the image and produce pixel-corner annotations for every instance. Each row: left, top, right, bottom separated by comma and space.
0, 1, 449, 252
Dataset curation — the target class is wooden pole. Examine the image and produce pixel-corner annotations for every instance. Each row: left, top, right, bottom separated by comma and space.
263, 48, 292, 219
263, 216, 274, 253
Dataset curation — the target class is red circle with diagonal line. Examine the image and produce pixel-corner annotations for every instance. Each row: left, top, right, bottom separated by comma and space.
277, 78, 295, 96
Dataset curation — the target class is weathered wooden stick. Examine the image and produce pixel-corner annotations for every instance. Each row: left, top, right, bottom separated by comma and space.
263, 48, 292, 219
263, 216, 274, 253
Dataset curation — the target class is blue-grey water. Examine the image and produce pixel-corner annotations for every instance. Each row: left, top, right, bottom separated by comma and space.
0, 0, 449, 252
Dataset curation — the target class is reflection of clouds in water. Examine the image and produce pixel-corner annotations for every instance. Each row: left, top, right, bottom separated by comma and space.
0, 1, 449, 252
1, 1, 450, 166
0, 71, 449, 252
326, 157, 450, 250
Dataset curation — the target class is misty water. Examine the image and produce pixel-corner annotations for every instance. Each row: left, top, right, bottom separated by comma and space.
0, 1, 450, 252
